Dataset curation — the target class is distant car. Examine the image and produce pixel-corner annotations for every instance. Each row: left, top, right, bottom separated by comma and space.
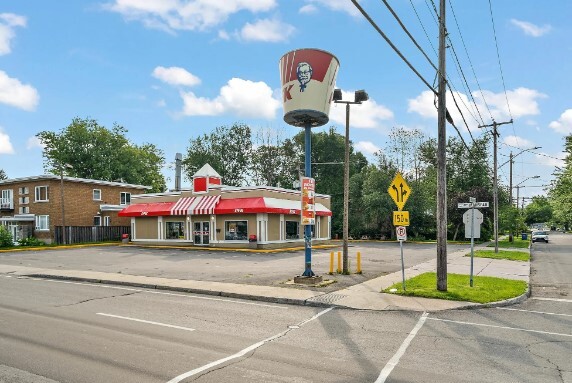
532, 230, 549, 243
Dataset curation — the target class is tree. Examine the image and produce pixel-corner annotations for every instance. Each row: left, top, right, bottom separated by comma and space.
549, 135, 572, 230
183, 123, 252, 187
36, 117, 166, 192
250, 128, 300, 188
0, 169, 6, 180
524, 196, 553, 226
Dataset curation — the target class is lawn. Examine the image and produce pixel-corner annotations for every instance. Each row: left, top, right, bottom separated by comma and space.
466, 249, 530, 262
488, 238, 530, 249
383, 272, 528, 303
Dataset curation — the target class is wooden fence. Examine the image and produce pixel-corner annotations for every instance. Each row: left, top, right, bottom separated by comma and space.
54, 226, 130, 245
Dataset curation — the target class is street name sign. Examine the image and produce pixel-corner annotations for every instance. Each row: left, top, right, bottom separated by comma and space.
393, 211, 410, 226
458, 202, 489, 208
388, 172, 411, 211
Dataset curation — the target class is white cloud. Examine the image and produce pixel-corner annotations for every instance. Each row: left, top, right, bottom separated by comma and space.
0, 127, 15, 154
152, 66, 200, 87
26, 136, 44, 150
0, 13, 26, 55
355, 141, 380, 155
503, 135, 533, 149
104, 0, 277, 33
510, 19, 552, 37
240, 18, 295, 42
299, 4, 317, 14
180, 77, 279, 119
329, 90, 393, 128
218, 29, 230, 40
549, 109, 572, 135
306, 0, 360, 16
0, 70, 39, 111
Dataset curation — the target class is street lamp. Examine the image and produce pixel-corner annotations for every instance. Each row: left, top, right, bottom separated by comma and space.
515, 175, 540, 210
333, 89, 369, 274
59, 163, 73, 244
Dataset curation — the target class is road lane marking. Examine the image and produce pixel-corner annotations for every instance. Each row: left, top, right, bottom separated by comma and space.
166, 307, 333, 383
97, 313, 195, 332
427, 317, 572, 338
19, 277, 288, 309
375, 312, 428, 383
497, 307, 572, 317
532, 297, 572, 303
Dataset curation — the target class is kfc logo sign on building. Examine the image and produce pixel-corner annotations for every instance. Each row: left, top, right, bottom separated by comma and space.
279, 49, 339, 128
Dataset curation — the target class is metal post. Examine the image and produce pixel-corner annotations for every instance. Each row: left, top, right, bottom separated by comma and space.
470, 200, 475, 287
436, 0, 448, 291
509, 151, 513, 242
493, 123, 499, 253
302, 124, 314, 277
343, 103, 350, 274
60, 166, 66, 245
400, 239, 406, 291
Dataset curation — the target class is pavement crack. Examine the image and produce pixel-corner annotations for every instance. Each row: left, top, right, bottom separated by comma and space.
56, 291, 139, 307
525, 341, 568, 383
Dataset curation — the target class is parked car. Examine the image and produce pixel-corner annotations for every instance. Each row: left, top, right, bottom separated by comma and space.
531, 230, 549, 243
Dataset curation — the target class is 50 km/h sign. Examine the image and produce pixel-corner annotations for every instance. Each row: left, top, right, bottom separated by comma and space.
388, 172, 411, 211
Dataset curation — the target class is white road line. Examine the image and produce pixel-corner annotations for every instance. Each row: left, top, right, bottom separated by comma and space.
497, 307, 572, 317
532, 297, 572, 303
97, 313, 195, 332
427, 317, 572, 338
375, 312, 429, 383
166, 307, 333, 383
22, 277, 288, 309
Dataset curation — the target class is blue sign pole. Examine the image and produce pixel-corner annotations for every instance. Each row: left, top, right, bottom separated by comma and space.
302, 123, 315, 277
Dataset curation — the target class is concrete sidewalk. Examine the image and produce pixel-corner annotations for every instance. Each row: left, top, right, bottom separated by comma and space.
0, 244, 530, 312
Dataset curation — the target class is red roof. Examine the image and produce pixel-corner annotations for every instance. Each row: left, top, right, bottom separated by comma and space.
214, 197, 331, 216
118, 202, 175, 217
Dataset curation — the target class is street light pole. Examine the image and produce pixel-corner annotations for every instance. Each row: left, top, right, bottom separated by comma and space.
333, 89, 369, 275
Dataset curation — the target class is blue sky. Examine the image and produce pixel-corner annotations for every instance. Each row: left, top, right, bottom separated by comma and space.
0, 0, 570, 201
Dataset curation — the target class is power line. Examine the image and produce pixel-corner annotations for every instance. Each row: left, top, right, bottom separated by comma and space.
350, 0, 437, 94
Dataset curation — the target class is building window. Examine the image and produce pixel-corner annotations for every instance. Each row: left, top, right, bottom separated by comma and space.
19, 187, 29, 195
93, 189, 102, 201
93, 216, 101, 226
19, 197, 29, 204
35, 215, 49, 231
120, 192, 131, 205
225, 221, 248, 240
1, 189, 13, 209
35, 186, 49, 202
285, 221, 300, 239
166, 222, 185, 239
104, 216, 111, 226
19, 206, 29, 214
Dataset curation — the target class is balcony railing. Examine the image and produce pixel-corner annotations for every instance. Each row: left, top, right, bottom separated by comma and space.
0, 198, 14, 209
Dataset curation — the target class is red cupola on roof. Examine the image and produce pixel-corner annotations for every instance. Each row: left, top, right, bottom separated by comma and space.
192, 164, 221, 193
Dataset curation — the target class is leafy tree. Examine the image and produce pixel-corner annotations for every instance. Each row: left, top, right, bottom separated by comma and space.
250, 128, 300, 188
36, 117, 166, 192
549, 135, 572, 230
0, 169, 6, 180
0, 226, 14, 248
183, 123, 252, 187
524, 196, 553, 226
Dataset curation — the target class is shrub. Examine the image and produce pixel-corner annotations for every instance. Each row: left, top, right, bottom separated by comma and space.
0, 226, 14, 248
18, 236, 45, 247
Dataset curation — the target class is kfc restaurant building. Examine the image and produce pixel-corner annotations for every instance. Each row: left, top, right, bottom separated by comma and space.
118, 164, 332, 248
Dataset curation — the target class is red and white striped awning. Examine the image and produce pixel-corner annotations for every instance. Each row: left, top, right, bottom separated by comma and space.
170, 195, 221, 215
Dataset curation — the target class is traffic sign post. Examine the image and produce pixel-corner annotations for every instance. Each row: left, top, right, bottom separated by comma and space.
396, 226, 407, 291
458, 198, 489, 287
388, 172, 411, 211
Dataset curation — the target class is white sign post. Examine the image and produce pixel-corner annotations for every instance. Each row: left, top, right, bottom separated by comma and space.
459, 198, 488, 287
396, 226, 407, 291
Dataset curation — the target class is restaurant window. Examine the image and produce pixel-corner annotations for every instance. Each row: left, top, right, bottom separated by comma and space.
166, 222, 185, 239
35, 186, 49, 202
285, 221, 299, 239
120, 192, 131, 205
225, 221, 248, 240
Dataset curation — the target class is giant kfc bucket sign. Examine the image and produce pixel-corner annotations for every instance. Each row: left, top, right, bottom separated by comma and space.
279, 48, 339, 127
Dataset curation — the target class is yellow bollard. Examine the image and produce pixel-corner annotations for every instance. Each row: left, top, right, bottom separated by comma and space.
357, 251, 362, 274
329, 252, 334, 274
337, 251, 342, 273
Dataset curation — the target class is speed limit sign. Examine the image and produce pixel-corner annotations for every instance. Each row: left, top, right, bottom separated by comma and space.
396, 226, 407, 241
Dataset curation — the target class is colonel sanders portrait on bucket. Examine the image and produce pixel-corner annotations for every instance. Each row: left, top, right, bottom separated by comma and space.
296, 61, 313, 92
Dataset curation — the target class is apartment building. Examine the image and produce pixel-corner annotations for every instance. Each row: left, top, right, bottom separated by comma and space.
0, 175, 150, 243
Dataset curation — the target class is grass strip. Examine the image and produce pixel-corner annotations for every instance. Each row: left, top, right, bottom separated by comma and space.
383, 272, 528, 304
488, 238, 530, 249
466, 249, 529, 262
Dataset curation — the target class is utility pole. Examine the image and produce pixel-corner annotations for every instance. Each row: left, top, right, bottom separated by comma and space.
478, 119, 512, 253
436, 0, 448, 291
509, 151, 513, 242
